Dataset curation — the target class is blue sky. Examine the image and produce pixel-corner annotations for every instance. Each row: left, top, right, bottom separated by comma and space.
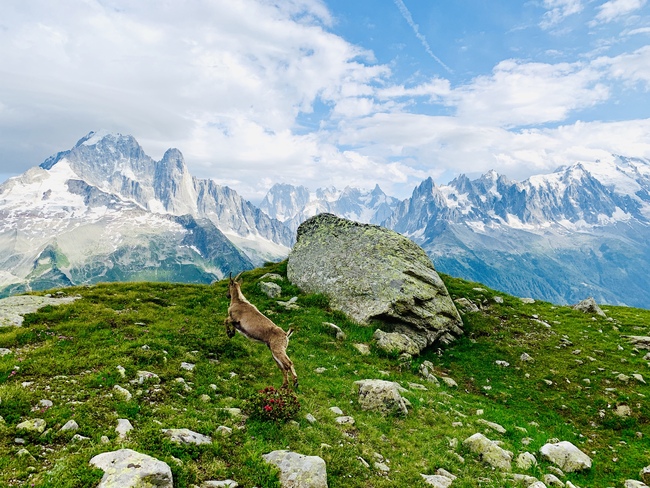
0, 0, 649, 199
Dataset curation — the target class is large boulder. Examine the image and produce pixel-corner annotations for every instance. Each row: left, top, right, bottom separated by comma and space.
287, 214, 463, 351
89, 448, 173, 488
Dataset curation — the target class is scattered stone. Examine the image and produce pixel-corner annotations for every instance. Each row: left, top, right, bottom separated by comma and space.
259, 281, 282, 298
175, 377, 193, 392
116, 419, 133, 438
511, 474, 540, 485
262, 450, 328, 488
516, 452, 537, 470
101, 435, 110, 444
520, 298, 535, 304
276, 297, 300, 310
494, 296, 504, 304
116, 365, 126, 378
72, 433, 90, 442
113, 385, 132, 401
329, 406, 344, 415
353, 343, 370, 355
408, 382, 428, 391
618, 373, 630, 384
455, 298, 479, 313
544, 473, 564, 486
421, 473, 454, 487
374, 461, 390, 473
373, 329, 420, 356
216, 426, 232, 437
180, 362, 195, 371
90, 448, 173, 488
632, 373, 646, 384
0, 347, 12, 356
38, 399, 53, 409
624, 481, 649, 488
16, 418, 46, 433
201, 481, 239, 488
528, 482, 547, 488
615, 404, 632, 417
305, 413, 317, 424
462, 433, 513, 470
322, 322, 346, 340
441, 376, 458, 388
218, 408, 243, 419
315, 367, 327, 374
287, 214, 464, 352
354, 379, 409, 415
477, 419, 507, 434
495, 360, 509, 367
539, 441, 592, 472
134, 371, 160, 384
335, 416, 355, 425
573, 297, 606, 317
59, 420, 79, 432
162, 428, 212, 445
641, 464, 650, 483
260, 273, 283, 282
520, 352, 533, 362
16, 448, 35, 460
200, 394, 211, 402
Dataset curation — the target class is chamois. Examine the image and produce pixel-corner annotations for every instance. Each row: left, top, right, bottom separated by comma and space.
224, 274, 298, 389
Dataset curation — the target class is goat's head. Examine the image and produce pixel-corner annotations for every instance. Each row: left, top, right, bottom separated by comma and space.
227, 272, 243, 299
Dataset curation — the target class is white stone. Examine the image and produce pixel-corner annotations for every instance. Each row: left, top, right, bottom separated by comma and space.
421, 474, 453, 487
477, 419, 507, 434
90, 448, 173, 488
329, 406, 343, 415
516, 452, 537, 470
262, 450, 327, 488
113, 385, 132, 401
354, 379, 409, 415
180, 362, 195, 371
441, 376, 458, 388
116, 419, 133, 438
201, 481, 239, 488
624, 481, 649, 488
539, 441, 592, 472
16, 418, 46, 433
462, 433, 513, 471
162, 428, 212, 445
59, 420, 79, 432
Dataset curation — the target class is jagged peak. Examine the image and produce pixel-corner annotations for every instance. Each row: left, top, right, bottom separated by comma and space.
74, 130, 136, 148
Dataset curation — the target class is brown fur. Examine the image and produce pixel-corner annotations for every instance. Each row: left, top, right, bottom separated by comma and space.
224, 275, 298, 389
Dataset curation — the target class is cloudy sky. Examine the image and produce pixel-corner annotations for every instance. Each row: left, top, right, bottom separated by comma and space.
1, 0, 649, 200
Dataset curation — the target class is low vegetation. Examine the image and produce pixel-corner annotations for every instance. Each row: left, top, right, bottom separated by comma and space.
0, 261, 648, 487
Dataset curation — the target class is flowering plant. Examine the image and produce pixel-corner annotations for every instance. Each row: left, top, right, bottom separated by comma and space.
244, 386, 300, 422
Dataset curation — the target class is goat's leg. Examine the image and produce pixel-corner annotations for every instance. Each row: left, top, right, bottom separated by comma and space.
271, 348, 297, 389
224, 316, 236, 339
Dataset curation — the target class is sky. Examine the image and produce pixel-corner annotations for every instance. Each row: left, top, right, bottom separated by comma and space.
1, 0, 649, 201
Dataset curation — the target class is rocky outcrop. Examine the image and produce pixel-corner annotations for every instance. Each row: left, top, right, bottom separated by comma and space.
89, 448, 173, 488
262, 450, 328, 488
573, 297, 606, 317
287, 214, 463, 352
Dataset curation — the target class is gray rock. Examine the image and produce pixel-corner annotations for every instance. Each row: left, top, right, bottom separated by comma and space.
180, 362, 195, 371
335, 416, 355, 425
259, 281, 282, 298
455, 298, 479, 313
641, 465, 650, 483
625, 481, 649, 488
373, 329, 420, 356
572, 297, 606, 317
539, 441, 592, 472
352, 343, 370, 355
135, 370, 160, 384
477, 419, 506, 434
116, 419, 133, 438
262, 450, 328, 488
354, 379, 409, 416
260, 273, 283, 282
0, 295, 81, 327
16, 418, 46, 433
59, 420, 79, 432
322, 322, 346, 340
543, 473, 564, 487
516, 452, 537, 470
113, 385, 132, 401
420, 474, 453, 487
71, 433, 90, 442
287, 214, 463, 352
201, 481, 239, 488
0, 347, 11, 356
627, 336, 650, 350
462, 433, 513, 471
90, 448, 173, 488
162, 428, 212, 445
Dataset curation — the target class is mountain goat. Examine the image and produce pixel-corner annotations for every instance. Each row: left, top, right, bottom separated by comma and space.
224, 273, 298, 389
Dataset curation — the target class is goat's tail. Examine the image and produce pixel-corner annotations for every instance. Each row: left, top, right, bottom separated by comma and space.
286, 327, 295, 341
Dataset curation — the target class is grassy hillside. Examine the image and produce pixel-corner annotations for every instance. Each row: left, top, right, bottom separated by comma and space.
0, 261, 649, 487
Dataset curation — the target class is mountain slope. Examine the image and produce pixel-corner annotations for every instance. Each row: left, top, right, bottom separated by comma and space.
0, 131, 297, 296
384, 156, 650, 307
259, 183, 399, 232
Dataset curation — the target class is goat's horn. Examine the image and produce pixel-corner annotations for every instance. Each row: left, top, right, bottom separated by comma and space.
234, 272, 243, 281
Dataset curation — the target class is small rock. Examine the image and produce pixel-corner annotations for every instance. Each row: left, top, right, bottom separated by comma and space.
0, 348, 12, 356
305, 413, 317, 424
641, 464, 650, 483
520, 298, 535, 304
180, 362, 195, 371
632, 373, 646, 384
335, 416, 355, 425
352, 343, 370, 355
201, 481, 239, 488
374, 461, 390, 473
624, 481, 649, 488
615, 404, 632, 417
477, 419, 507, 434
494, 296, 504, 304
116, 365, 126, 377
543, 473, 564, 486
101, 435, 110, 444
71, 434, 90, 442
516, 452, 537, 470
495, 360, 509, 367
116, 419, 133, 438
262, 450, 327, 488
113, 385, 132, 401
539, 441, 592, 472
315, 367, 327, 374
216, 426, 232, 437
259, 281, 282, 298
200, 394, 211, 402
16, 418, 46, 433
441, 376, 458, 388
59, 420, 79, 432
329, 406, 344, 415
322, 322, 346, 340
162, 428, 212, 445
462, 432, 513, 470
90, 448, 173, 488
135, 370, 160, 384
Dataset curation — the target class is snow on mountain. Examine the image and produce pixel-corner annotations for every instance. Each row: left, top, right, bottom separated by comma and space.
259, 183, 400, 232
386, 155, 650, 307
0, 131, 291, 296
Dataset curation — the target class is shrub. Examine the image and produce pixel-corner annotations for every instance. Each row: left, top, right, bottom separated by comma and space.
244, 386, 300, 422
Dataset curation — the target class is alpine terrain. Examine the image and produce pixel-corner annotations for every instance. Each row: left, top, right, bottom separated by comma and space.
383, 158, 650, 308
0, 131, 293, 297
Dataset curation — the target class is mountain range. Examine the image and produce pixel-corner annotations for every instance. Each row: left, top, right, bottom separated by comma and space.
2, 131, 650, 307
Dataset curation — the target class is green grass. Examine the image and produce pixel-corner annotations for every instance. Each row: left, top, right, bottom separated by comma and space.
0, 262, 648, 487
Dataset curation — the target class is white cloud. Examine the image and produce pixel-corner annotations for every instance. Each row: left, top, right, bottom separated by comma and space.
593, 45, 650, 88
540, 0, 584, 29
449, 60, 609, 127
593, 0, 647, 24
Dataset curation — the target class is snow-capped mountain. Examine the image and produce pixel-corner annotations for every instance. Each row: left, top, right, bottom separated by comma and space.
385, 156, 650, 307
259, 183, 399, 232
0, 131, 292, 296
